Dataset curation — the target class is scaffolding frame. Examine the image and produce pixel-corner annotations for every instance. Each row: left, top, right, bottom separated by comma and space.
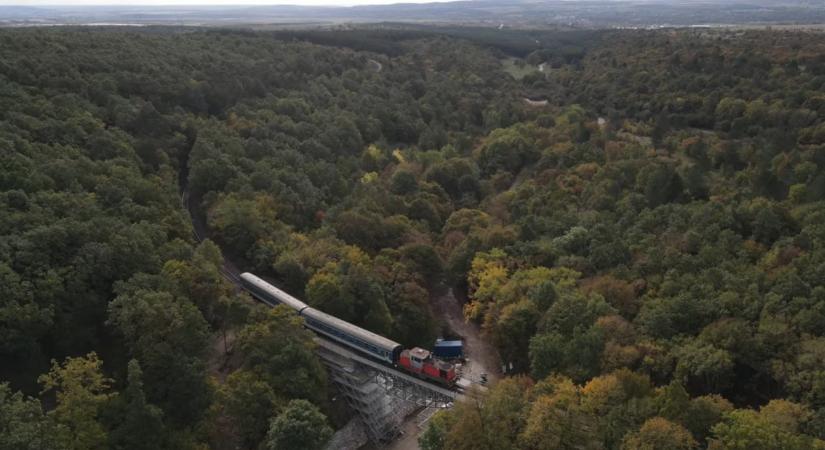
315, 338, 459, 444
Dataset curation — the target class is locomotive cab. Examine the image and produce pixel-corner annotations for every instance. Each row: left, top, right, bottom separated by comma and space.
399, 347, 456, 385
402, 347, 430, 369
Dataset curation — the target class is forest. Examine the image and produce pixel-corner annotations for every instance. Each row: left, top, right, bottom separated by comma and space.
1, 24, 825, 450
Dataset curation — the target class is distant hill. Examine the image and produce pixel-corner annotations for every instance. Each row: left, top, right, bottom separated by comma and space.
2, 0, 825, 27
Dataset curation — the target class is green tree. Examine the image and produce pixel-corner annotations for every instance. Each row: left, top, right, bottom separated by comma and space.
206, 193, 288, 257
476, 125, 540, 176
656, 381, 691, 423
212, 370, 283, 449
710, 403, 825, 450
529, 326, 605, 383
107, 360, 166, 450
213, 293, 251, 356
674, 340, 735, 393
306, 255, 393, 336
162, 239, 230, 324
0, 383, 64, 450
683, 395, 733, 444
386, 281, 437, 348
306, 270, 355, 319
420, 410, 456, 450
264, 399, 332, 450
425, 158, 479, 200
479, 377, 532, 450
107, 288, 211, 426
495, 299, 539, 372
390, 169, 418, 195
637, 164, 684, 207
38, 353, 113, 450
715, 98, 747, 131
0, 263, 51, 356
332, 210, 387, 252
237, 307, 327, 404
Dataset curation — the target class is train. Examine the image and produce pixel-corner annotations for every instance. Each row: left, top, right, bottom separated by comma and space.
240, 272, 458, 386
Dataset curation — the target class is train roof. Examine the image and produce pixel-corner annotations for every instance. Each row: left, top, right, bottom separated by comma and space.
301, 306, 401, 352
434, 339, 463, 348
240, 272, 308, 312
407, 347, 430, 359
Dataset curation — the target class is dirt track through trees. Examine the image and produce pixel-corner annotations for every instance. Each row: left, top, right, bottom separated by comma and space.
385, 288, 501, 450
433, 288, 501, 384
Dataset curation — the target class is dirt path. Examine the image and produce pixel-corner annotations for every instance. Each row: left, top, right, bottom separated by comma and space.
384, 289, 501, 450
433, 288, 501, 384
368, 58, 383, 72
384, 407, 443, 450
523, 97, 549, 107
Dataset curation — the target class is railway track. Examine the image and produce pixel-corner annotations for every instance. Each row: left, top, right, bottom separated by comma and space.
180, 189, 241, 285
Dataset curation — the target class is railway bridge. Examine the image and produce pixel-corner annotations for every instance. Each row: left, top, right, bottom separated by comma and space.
316, 338, 465, 444
222, 269, 473, 445
183, 191, 473, 445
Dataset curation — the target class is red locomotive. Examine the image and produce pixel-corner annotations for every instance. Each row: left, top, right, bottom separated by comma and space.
398, 347, 457, 385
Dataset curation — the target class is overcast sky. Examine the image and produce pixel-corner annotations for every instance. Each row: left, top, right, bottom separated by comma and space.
1, 0, 454, 5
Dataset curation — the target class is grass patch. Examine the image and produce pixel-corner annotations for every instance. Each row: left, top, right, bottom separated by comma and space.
501, 57, 537, 80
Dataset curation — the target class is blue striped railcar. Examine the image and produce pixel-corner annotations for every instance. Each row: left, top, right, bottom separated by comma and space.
239, 272, 309, 312
240, 272, 403, 365
301, 307, 402, 365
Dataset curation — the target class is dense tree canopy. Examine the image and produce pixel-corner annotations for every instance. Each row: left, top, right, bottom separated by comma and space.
2, 24, 825, 450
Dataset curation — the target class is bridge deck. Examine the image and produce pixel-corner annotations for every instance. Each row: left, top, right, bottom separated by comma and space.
315, 338, 463, 401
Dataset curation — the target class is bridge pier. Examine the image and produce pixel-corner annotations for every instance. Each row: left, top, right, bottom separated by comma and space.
317, 342, 409, 444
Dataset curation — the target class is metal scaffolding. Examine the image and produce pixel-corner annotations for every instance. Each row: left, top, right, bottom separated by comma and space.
315, 338, 460, 444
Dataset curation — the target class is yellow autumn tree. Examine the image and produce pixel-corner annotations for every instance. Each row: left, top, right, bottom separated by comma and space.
621, 417, 697, 450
